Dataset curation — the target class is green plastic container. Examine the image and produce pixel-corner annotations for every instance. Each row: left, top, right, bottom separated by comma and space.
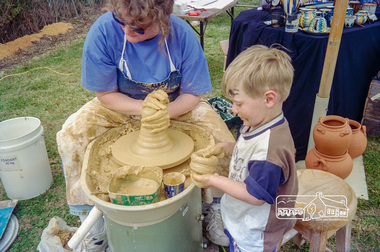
207, 96, 242, 129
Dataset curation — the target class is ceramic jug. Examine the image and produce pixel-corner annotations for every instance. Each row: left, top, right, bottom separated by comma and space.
299, 8, 316, 28
355, 10, 368, 25
305, 147, 353, 179
347, 119, 367, 159
345, 15, 356, 27
349, 1, 360, 14
326, 5, 335, 25
313, 115, 352, 156
307, 11, 328, 33
362, 3, 377, 15
347, 7, 354, 16
319, 8, 333, 26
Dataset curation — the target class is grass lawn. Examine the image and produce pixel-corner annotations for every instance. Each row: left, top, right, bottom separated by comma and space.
0, 2, 379, 251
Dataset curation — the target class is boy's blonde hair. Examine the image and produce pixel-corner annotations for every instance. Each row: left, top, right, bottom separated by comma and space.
222, 45, 294, 103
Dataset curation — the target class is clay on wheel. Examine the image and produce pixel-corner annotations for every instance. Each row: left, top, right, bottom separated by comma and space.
112, 91, 195, 169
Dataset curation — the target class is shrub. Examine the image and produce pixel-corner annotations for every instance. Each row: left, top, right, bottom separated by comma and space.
0, 0, 104, 43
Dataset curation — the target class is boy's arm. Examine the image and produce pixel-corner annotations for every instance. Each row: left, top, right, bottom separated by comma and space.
192, 173, 265, 206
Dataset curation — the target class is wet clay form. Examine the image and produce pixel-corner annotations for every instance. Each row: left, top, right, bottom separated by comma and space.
112, 90, 194, 169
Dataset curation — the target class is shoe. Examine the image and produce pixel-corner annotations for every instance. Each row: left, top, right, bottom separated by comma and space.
202, 198, 221, 226
74, 228, 108, 252
205, 204, 229, 247
202, 202, 213, 226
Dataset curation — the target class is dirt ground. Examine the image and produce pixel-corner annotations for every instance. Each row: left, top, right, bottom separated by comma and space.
0, 7, 106, 71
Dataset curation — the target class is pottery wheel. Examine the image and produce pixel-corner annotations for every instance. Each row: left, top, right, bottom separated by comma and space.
112, 128, 194, 169
112, 90, 194, 169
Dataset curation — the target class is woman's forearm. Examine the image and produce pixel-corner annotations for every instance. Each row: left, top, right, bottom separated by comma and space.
168, 93, 201, 118
97, 91, 201, 118
96, 90, 143, 116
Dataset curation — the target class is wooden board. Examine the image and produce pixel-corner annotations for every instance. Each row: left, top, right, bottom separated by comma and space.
296, 169, 357, 231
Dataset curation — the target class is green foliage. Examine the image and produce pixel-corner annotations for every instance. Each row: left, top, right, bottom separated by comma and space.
0, 1, 22, 20
0, 0, 106, 44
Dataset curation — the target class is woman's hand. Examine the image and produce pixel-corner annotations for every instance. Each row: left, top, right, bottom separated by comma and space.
141, 90, 170, 133
96, 91, 202, 119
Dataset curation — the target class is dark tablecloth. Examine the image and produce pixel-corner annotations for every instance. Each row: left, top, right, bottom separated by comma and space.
227, 9, 380, 161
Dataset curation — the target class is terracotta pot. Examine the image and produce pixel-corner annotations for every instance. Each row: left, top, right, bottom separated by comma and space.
305, 147, 353, 179
313, 115, 352, 156
348, 120, 367, 159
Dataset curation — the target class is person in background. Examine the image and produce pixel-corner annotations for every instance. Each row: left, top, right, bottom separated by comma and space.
56, 0, 234, 250
191, 45, 299, 252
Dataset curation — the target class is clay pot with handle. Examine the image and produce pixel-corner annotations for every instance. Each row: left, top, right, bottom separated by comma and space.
348, 119, 367, 159
313, 115, 352, 156
305, 147, 353, 179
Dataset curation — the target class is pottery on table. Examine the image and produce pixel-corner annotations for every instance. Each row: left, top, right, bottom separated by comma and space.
345, 15, 356, 27
299, 8, 316, 28
349, 1, 360, 14
307, 11, 328, 33
347, 119, 367, 159
313, 115, 352, 156
305, 147, 353, 179
319, 8, 333, 26
325, 5, 335, 24
355, 10, 368, 25
346, 7, 354, 16
362, 3, 377, 15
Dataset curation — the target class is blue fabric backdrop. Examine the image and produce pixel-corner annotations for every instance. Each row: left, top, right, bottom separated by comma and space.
227, 8, 380, 161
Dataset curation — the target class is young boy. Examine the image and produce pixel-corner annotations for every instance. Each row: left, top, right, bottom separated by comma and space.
191, 45, 298, 252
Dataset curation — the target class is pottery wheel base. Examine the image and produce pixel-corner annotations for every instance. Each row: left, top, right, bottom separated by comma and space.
112, 129, 194, 169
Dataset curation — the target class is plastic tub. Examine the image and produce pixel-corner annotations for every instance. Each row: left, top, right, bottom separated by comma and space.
0, 117, 52, 200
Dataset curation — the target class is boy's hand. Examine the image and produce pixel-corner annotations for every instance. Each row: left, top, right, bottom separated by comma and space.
217, 142, 235, 157
190, 145, 224, 188
191, 172, 218, 188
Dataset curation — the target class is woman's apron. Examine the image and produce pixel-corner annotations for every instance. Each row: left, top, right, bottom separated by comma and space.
117, 35, 181, 101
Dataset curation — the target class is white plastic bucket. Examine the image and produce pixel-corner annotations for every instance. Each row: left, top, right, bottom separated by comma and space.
0, 117, 52, 200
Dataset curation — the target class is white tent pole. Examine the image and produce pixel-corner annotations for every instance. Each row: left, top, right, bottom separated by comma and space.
307, 0, 349, 153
